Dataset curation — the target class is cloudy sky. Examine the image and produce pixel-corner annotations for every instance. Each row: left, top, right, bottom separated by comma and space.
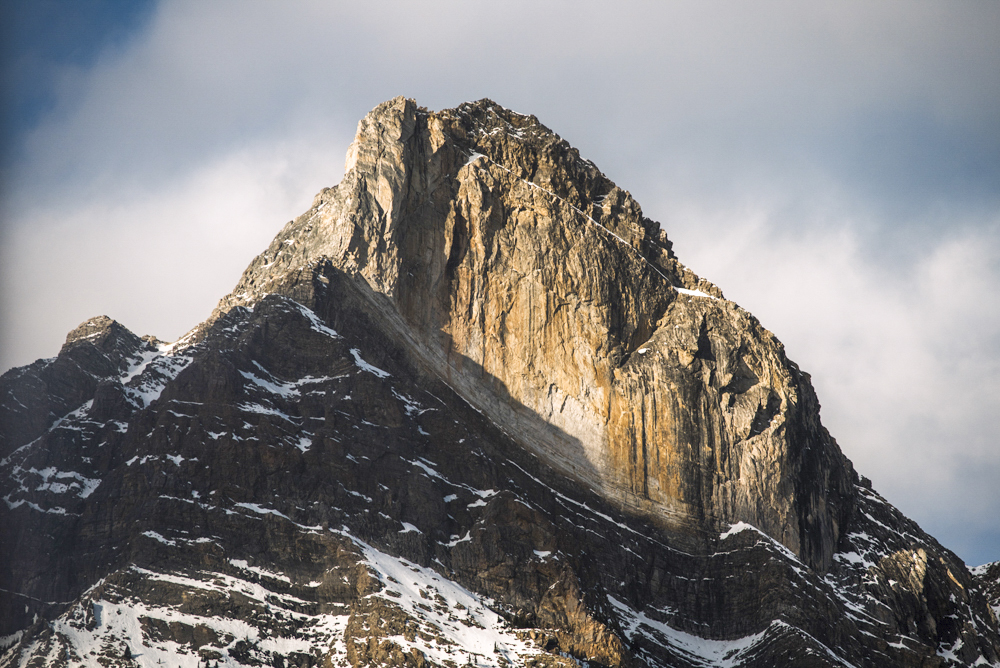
2, 0, 998, 566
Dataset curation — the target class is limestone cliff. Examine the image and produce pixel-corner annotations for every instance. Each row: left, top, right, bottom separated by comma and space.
211, 97, 855, 571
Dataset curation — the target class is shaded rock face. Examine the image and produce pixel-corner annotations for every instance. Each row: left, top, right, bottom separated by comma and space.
0, 316, 152, 458
974, 562, 1000, 627
2, 98, 999, 668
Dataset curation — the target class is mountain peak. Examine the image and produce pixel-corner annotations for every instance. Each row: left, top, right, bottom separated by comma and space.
207, 98, 846, 572
63, 314, 128, 346
3, 98, 999, 668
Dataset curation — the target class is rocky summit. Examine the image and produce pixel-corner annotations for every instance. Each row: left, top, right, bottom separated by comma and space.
2, 97, 999, 668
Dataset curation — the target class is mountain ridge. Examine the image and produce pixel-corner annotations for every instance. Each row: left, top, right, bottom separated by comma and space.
1, 97, 998, 667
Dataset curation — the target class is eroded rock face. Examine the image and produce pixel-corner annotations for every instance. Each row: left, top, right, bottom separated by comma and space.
211, 97, 854, 571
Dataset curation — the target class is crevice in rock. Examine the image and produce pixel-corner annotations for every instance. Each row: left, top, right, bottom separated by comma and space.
748, 392, 782, 439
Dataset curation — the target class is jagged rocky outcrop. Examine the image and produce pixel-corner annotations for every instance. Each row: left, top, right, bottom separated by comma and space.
0, 316, 153, 458
2, 98, 999, 668
974, 562, 1000, 625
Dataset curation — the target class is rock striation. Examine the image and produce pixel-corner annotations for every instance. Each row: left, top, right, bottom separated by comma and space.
1, 98, 999, 668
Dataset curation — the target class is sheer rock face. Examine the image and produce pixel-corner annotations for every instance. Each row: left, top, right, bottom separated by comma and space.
212, 97, 854, 571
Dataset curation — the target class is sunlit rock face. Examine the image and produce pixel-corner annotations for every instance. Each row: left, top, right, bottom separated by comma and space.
2, 98, 999, 668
